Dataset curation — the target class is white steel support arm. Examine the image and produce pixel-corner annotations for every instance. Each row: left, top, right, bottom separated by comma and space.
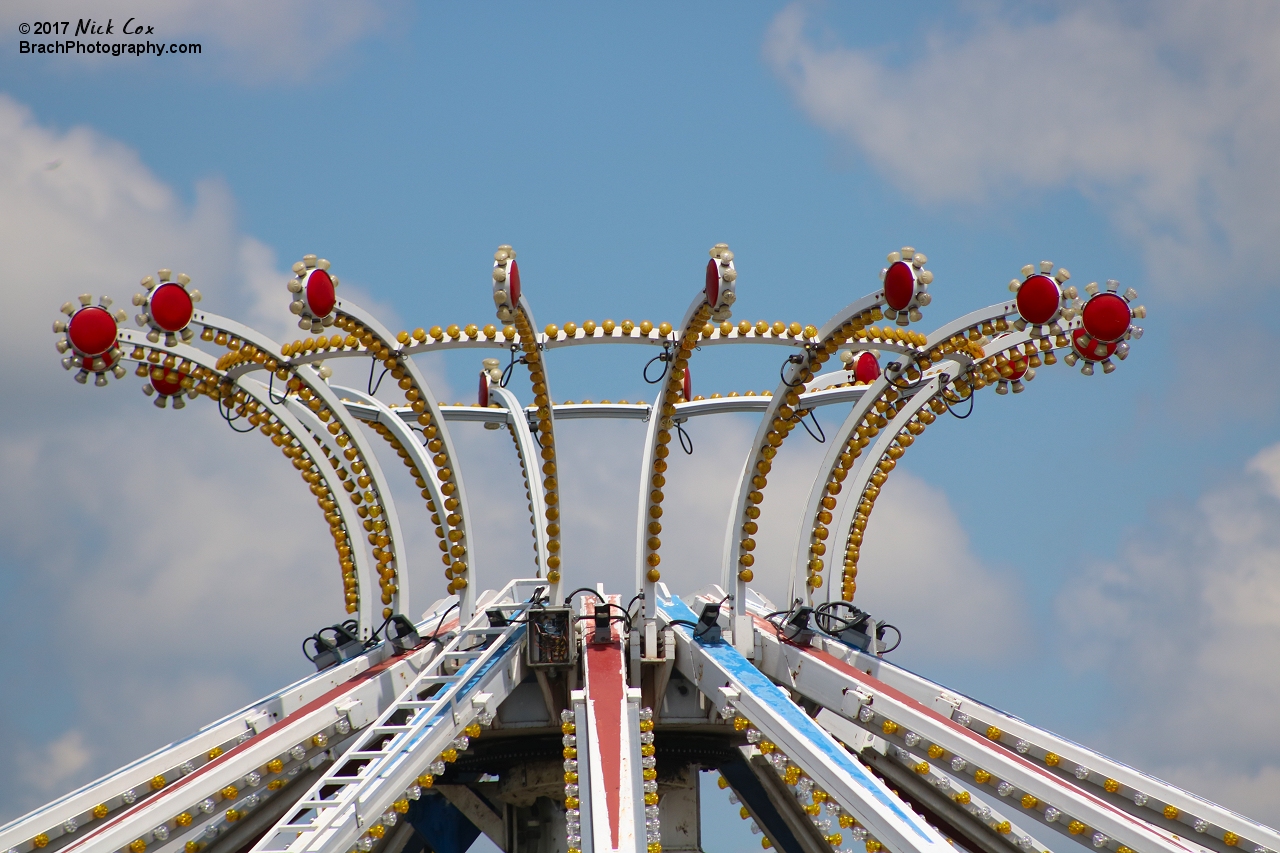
330, 300, 479, 620
786, 373, 943, 605
285, 397, 412, 623
720, 292, 893, 615
195, 311, 406, 636
250, 578, 543, 853
488, 383, 551, 576
635, 248, 734, 619
114, 330, 384, 634
656, 591, 954, 853
744, 623, 1202, 853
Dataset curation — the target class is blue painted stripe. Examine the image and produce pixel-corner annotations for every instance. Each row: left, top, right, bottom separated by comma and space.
401, 628, 525, 755
658, 595, 933, 842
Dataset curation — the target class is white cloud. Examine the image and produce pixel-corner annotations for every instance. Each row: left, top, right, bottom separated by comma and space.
0, 94, 342, 820
764, 1, 1280, 297
1059, 441, 1280, 825
854, 469, 1032, 664
0, 0, 400, 83
17, 731, 91, 795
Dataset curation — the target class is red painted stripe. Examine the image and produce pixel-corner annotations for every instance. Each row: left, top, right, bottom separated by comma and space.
795, 640, 1196, 851
584, 599, 625, 850
60, 624, 456, 852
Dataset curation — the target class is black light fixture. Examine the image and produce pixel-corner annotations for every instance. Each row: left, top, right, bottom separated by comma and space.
694, 601, 724, 643
591, 608, 613, 644
783, 605, 815, 645
384, 614, 422, 652
304, 621, 365, 672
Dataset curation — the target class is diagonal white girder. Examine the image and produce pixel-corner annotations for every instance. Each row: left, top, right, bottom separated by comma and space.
656, 591, 954, 853
251, 579, 543, 853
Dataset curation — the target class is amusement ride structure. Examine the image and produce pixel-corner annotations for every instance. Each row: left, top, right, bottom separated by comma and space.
5, 243, 1276, 853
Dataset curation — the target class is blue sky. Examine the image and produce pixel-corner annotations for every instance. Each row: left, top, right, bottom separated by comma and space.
2, 0, 1279, 838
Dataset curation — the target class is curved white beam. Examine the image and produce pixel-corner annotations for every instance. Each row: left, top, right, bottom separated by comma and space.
635, 249, 734, 618
116, 330, 383, 635
785, 301, 1020, 603
196, 311, 410, 630
488, 383, 552, 578
328, 300, 478, 620
719, 292, 900, 616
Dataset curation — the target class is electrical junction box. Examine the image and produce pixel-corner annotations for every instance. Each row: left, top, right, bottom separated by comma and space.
525, 606, 577, 668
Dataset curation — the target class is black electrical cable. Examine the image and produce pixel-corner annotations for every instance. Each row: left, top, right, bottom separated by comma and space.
878, 623, 902, 653
563, 587, 606, 605
780, 353, 807, 388
942, 388, 975, 419
643, 343, 673, 384
795, 408, 825, 443
217, 391, 257, 433
427, 600, 461, 642
882, 362, 918, 391
575, 604, 633, 635
367, 355, 390, 395
812, 601, 867, 635
500, 345, 525, 388
625, 592, 645, 627
676, 420, 694, 455
267, 370, 288, 404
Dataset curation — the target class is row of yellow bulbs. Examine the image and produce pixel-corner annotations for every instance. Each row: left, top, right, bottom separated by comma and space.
734, 308, 889, 584
836, 393, 942, 598
826, 318, 1024, 598
274, 316, 930, 361
29, 728, 333, 853
871, 711, 1118, 851
126, 344, 367, 615
510, 306, 564, 584
292, 314, 468, 598
335, 314, 473, 596
971, 718, 1250, 849
642, 306, 711, 582
731, 714, 887, 853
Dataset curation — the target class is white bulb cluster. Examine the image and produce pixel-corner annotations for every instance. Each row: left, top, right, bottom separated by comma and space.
287, 255, 340, 333
639, 707, 662, 853
707, 244, 738, 323
879, 247, 932, 326
561, 709, 584, 853
133, 269, 201, 346
491, 245, 519, 324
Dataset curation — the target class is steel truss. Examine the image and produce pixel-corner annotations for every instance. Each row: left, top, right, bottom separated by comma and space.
12, 246, 1258, 853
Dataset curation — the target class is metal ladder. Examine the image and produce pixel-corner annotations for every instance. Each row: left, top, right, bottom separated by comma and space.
252, 579, 546, 853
